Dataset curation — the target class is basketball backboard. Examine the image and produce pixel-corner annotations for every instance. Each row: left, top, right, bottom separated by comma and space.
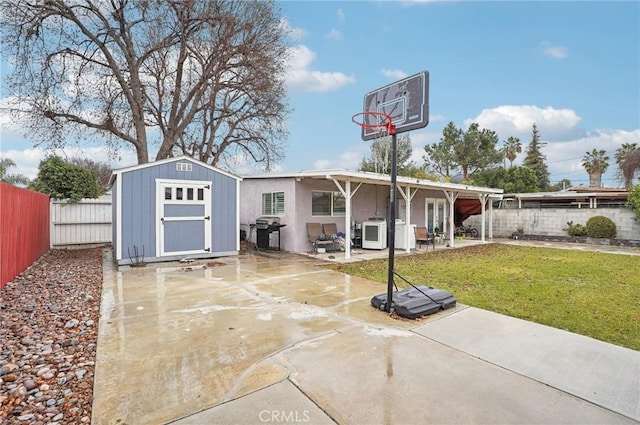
361, 70, 429, 141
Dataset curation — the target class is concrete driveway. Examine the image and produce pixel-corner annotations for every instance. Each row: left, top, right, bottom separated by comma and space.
92, 250, 640, 425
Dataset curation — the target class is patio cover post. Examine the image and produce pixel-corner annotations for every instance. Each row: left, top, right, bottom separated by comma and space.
488, 196, 494, 240
331, 177, 363, 261
396, 185, 418, 254
443, 190, 459, 247
478, 193, 488, 242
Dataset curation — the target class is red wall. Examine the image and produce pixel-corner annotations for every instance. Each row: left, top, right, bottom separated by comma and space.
0, 183, 50, 288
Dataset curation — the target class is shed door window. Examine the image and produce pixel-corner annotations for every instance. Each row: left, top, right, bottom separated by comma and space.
163, 185, 209, 203
262, 192, 284, 216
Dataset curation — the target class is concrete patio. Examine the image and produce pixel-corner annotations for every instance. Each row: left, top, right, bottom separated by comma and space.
91, 246, 640, 425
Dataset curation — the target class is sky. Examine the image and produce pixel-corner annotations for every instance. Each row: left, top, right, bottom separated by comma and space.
1, 0, 639, 188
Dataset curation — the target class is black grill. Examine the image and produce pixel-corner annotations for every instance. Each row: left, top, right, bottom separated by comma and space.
255, 217, 286, 250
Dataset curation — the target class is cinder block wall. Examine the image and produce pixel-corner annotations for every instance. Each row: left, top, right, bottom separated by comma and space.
467, 208, 640, 240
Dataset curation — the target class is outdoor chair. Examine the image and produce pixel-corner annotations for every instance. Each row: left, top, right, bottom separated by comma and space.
307, 222, 336, 252
415, 226, 435, 251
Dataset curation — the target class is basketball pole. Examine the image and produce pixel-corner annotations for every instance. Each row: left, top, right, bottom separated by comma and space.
386, 125, 397, 313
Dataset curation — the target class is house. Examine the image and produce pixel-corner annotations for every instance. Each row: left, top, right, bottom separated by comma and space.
239, 170, 503, 260
498, 186, 629, 209
109, 156, 241, 265
467, 186, 640, 240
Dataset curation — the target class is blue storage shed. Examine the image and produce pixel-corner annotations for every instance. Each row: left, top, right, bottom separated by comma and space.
109, 156, 241, 265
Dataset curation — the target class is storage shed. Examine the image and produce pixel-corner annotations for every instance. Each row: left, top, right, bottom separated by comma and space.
109, 156, 241, 265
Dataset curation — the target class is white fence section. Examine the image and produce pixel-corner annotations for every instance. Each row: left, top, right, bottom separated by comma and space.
50, 195, 112, 248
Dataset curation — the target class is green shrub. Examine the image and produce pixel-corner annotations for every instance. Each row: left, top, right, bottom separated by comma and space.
565, 221, 587, 237
585, 216, 617, 239
628, 180, 640, 221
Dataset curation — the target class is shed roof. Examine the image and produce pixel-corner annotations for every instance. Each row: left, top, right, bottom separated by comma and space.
241, 169, 503, 198
109, 155, 242, 186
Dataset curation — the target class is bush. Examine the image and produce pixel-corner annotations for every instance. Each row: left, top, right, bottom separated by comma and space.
565, 221, 587, 237
628, 180, 640, 222
29, 156, 100, 202
585, 216, 617, 239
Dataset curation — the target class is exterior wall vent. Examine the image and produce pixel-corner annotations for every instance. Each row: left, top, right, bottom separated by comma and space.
176, 162, 193, 172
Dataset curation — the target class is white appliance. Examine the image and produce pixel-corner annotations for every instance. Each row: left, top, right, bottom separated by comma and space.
362, 219, 387, 250
395, 221, 416, 250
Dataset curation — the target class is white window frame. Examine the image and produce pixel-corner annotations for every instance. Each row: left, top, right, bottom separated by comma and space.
312, 190, 346, 217
262, 191, 285, 216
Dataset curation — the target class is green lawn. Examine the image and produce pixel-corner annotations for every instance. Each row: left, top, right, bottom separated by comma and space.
330, 244, 640, 351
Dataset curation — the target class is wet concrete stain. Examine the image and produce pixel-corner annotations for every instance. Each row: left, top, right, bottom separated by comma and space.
93, 253, 399, 425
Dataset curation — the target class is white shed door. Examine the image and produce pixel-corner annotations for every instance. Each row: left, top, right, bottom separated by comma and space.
156, 180, 212, 257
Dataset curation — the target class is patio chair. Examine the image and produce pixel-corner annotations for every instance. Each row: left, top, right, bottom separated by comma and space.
323, 223, 341, 251
307, 222, 336, 252
415, 226, 435, 251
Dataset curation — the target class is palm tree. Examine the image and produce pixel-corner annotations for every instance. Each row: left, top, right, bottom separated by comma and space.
614, 142, 640, 189
0, 158, 30, 186
582, 149, 610, 188
501, 137, 522, 168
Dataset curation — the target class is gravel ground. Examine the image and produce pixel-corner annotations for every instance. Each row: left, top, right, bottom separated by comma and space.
0, 248, 103, 425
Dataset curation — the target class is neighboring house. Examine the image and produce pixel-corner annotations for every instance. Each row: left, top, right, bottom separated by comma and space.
240, 170, 503, 260
109, 156, 241, 265
498, 186, 629, 209
468, 186, 640, 240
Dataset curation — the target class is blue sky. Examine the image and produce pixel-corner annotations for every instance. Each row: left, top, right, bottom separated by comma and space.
1, 0, 639, 188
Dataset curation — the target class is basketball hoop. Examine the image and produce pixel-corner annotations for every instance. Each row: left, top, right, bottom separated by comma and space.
352, 111, 396, 138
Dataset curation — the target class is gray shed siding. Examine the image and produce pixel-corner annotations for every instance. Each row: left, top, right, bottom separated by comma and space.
111, 181, 118, 256
116, 158, 238, 264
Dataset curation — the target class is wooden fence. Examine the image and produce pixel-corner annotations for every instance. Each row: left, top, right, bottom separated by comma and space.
50, 195, 112, 247
0, 183, 50, 288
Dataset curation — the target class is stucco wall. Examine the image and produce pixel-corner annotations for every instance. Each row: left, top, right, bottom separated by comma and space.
466, 208, 640, 240
240, 177, 454, 253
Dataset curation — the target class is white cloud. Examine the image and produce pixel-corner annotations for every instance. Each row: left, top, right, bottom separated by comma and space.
428, 113, 446, 123
466, 105, 583, 141
280, 18, 306, 42
542, 128, 640, 186
539, 42, 568, 59
337, 8, 345, 22
326, 28, 342, 41
285, 45, 355, 93
381, 69, 408, 80
311, 144, 369, 170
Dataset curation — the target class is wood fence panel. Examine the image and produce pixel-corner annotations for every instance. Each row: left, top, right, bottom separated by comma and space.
50, 196, 112, 247
0, 183, 50, 288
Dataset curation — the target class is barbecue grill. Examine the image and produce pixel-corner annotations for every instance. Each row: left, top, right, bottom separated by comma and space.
255, 216, 286, 250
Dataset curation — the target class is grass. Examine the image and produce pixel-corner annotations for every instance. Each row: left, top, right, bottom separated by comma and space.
330, 244, 640, 351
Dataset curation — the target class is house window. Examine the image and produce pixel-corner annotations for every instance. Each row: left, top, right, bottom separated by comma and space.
312, 191, 345, 216
262, 192, 285, 216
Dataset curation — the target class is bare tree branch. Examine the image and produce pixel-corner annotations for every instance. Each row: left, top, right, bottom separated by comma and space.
1, 0, 290, 170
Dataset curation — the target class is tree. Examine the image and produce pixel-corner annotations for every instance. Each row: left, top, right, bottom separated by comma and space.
69, 157, 112, 194
627, 178, 640, 221
29, 156, 100, 202
423, 121, 502, 181
615, 142, 640, 189
1, 0, 290, 170
582, 148, 610, 188
548, 178, 572, 192
0, 158, 30, 186
359, 134, 425, 177
455, 123, 503, 180
423, 122, 459, 179
501, 136, 522, 168
522, 123, 550, 191
471, 166, 538, 193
